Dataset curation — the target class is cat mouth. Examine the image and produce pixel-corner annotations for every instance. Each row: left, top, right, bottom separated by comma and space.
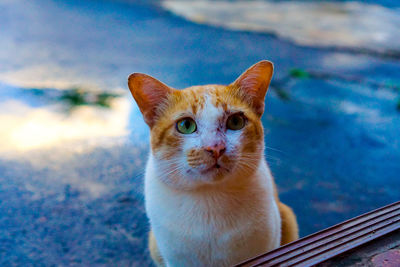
201, 163, 229, 174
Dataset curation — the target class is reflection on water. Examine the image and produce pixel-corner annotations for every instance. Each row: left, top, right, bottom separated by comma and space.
0, 85, 132, 153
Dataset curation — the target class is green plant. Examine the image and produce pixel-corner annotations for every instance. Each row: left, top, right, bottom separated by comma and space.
289, 68, 310, 79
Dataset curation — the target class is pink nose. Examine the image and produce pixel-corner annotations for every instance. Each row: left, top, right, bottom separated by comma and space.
205, 144, 226, 159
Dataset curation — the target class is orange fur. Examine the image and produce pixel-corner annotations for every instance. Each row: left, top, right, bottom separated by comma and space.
128, 60, 299, 266
278, 202, 299, 245
149, 230, 164, 266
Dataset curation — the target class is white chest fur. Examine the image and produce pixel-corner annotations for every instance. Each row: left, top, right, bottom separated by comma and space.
145, 154, 281, 267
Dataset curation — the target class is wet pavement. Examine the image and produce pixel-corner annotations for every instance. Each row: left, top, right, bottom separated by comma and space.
0, 0, 399, 265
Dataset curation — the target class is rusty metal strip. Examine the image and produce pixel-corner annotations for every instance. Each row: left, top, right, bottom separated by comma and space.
236, 201, 400, 267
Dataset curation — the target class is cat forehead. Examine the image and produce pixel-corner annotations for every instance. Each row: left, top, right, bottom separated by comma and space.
198, 93, 224, 124
175, 85, 236, 115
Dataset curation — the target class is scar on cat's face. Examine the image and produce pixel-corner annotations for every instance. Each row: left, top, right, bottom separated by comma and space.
128, 61, 273, 188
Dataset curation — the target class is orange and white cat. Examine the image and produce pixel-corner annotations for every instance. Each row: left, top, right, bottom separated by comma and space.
128, 61, 298, 267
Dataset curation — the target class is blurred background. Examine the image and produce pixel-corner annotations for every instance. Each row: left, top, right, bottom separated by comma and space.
0, 0, 399, 265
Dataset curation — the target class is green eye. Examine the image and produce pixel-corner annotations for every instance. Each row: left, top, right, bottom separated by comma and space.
176, 118, 197, 134
226, 113, 246, 130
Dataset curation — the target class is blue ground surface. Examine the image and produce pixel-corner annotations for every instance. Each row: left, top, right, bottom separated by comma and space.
0, 0, 399, 266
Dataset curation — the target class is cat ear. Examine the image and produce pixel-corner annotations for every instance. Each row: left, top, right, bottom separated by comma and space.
128, 73, 174, 127
231, 60, 274, 116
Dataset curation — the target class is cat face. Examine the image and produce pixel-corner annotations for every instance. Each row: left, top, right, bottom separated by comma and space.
128, 61, 273, 189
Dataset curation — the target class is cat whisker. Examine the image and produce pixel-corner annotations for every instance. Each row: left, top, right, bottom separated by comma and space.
264, 145, 285, 154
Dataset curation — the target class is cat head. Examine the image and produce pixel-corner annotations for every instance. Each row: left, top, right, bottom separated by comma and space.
128, 61, 273, 190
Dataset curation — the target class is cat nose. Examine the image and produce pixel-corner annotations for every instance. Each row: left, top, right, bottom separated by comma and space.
205, 144, 226, 159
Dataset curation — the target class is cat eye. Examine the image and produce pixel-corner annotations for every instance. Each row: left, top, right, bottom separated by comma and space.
226, 113, 246, 130
176, 118, 197, 134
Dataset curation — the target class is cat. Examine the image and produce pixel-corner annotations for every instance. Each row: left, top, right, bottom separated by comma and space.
128, 60, 299, 267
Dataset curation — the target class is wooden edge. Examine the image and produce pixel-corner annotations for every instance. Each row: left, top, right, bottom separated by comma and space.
235, 201, 400, 267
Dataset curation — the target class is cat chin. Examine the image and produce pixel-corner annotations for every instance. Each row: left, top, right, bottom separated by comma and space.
172, 169, 232, 189
200, 171, 228, 183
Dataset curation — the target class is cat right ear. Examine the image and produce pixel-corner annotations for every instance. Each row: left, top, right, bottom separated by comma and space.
128, 73, 174, 128
231, 60, 274, 116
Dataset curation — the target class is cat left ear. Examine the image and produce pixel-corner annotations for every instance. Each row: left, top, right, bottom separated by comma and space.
231, 60, 274, 116
128, 73, 174, 128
